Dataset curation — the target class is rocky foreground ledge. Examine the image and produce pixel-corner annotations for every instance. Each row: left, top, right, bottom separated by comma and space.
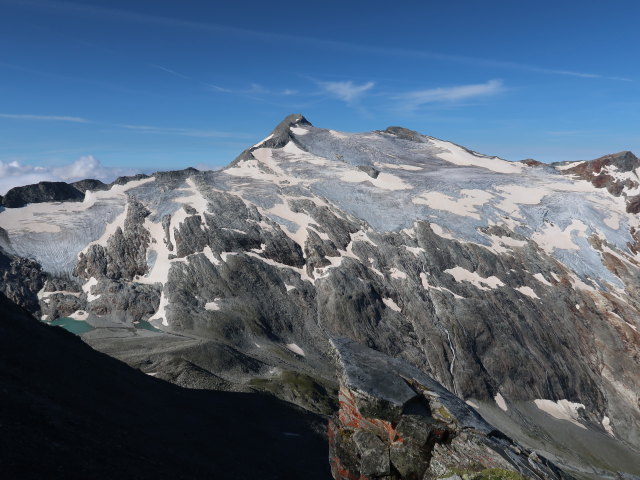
328, 338, 572, 480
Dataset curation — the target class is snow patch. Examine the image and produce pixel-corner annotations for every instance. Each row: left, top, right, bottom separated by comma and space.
69, 310, 89, 321
413, 190, 493, 220
534, 399, 586, 429
202, 246, 221, 265
149, 291, 170, 326
533, 273, 552, 286
495, 185, 548, 220
602, 416, 614, 436
389, 268, 407, 280
430, 223, 456, 240
532, 219, 587, 253
82, 277, 100, 302
404, 245, 424, 256
420, 272, 465, 299
290, 126, 309, 135
382, 297, 401, 312
515, 286, 539, 299
429, 138, 522, 174
445, 266, 504, 291
286, 343, 305, 356
604, 211, 621, 230
205, 300, 220, 311
494, 393, 508, 411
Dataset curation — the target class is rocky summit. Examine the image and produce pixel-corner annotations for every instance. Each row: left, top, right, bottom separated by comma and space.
1, 114, 640, 479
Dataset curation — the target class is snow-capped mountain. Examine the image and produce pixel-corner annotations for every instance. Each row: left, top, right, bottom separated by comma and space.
1, 114, 639, 478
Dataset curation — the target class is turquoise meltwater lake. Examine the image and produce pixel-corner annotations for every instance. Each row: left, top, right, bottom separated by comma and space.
49, 317, 95, 335
46, 317, 161, 334
135, 320, 161, 332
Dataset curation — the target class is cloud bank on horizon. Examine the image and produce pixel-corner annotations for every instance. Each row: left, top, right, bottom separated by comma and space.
0, 156, 143, 195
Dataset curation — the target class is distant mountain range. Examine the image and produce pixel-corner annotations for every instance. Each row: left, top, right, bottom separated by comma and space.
1, 114, 639, 479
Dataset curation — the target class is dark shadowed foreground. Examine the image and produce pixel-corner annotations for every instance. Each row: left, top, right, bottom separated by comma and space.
0, 293, 330, 480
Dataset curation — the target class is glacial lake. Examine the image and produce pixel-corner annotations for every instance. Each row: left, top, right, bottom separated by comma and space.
135, 320, 162, 332
49, 317, 95, 335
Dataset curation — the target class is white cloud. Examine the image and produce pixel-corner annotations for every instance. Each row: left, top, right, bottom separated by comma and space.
395, 79, 505, 111
0, 113, 89, 123
318, 80, 375, 103
0, 156, 141, 195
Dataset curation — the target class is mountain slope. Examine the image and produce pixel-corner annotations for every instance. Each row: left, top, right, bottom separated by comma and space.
1, 114, 639, 478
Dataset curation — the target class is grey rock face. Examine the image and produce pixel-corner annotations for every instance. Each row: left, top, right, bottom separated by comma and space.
0, 246, 45, 313
75, 197, 151, 281
39, 277, 84, 319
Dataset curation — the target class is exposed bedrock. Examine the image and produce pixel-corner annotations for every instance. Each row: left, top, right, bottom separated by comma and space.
0, 234, 46, 313
328, 338, 572, 480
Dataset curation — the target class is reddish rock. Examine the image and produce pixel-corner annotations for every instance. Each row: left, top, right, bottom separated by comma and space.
328, 338, 574, 480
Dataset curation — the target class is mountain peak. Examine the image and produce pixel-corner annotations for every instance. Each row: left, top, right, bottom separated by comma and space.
232, 114, 312, 165
272, 113, 312, 132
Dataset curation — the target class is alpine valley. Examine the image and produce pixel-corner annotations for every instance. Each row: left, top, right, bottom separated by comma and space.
2, 115, 639, 480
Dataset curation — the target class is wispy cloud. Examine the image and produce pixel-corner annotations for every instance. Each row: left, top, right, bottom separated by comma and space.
394, 79, 505, 111
0, 113, 89, 123
118, 124, 254, 139
149, 64, 190, 80
6, 0, 630, 82
317, 80, 375, 104
0, 156, 141, 195
206, 83, 297, 97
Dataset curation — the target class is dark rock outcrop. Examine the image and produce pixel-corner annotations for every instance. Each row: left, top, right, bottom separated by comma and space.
71, 178, 109, 193
356, 165, 380, 179
328, 338, 572, 480
2, 181, 84, 208
110, 173, 150, 186
382, 126, 425, 143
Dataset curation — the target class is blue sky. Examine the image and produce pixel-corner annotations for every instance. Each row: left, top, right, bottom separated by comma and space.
0, 0, 639, 190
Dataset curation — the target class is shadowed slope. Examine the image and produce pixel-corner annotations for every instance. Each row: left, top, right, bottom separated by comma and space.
0, 293, 330, 480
